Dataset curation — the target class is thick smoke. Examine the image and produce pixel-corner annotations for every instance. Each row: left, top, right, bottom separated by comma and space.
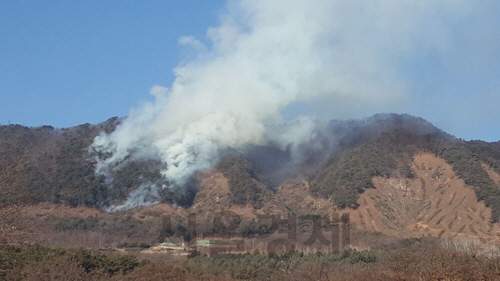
91, 0, 479, 207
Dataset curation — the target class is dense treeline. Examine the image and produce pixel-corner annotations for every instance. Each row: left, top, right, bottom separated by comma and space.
432, 141, 500, 222
185, 250, 377, 279
467, 140, 500, 174
216, 153, 267, 209
312, 135, 414, 208
0, 120, 117, 207
0, 245, 142, 280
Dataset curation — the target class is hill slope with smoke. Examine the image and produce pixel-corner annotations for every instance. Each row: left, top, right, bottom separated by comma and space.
2, 114, 500, 223
88, 0, 496, 199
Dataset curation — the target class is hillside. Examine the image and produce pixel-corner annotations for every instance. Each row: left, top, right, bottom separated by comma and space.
1, 113, 500, 242
351, 152, 500, 239
0, 118, 119, 207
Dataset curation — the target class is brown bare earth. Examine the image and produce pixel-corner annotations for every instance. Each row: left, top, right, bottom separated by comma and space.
190, 171, 291, 234
350, 153, 500, 240
276, 179, 336, 216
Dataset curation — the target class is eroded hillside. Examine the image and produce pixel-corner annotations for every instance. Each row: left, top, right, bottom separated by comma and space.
351, 153, 500, 240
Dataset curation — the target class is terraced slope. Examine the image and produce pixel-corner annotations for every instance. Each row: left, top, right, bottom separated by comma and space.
350, 153, 500, 240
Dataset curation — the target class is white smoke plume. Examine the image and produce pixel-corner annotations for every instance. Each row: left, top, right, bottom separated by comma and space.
92, 0, 479, 200
104, 183, 162, 212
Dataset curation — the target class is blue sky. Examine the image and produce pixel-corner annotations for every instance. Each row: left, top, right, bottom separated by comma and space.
0, 1, 224, 127
1, 1, 499, 142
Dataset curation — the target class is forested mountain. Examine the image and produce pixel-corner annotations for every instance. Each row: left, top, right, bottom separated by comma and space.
1, 113, 500, 223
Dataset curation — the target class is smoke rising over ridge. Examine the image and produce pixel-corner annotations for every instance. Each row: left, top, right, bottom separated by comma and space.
91, 0, 490, 201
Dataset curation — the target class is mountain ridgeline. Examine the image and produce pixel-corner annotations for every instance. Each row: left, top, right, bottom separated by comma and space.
1, 114, 500, 221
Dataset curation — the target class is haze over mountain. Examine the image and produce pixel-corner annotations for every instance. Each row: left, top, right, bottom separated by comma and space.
85, 0, 500, 196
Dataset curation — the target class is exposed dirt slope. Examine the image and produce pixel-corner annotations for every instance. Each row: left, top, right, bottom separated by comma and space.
350, 153, 500, 240
276, 179, 336, 216
190, 172, 289, 222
